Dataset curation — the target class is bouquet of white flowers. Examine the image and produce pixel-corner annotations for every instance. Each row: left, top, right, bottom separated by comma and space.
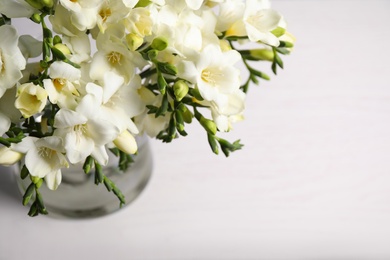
0, 0, 294, 216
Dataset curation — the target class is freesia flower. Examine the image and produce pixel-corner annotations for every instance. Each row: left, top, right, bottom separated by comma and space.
0, 0, 37, 18
15, 82, 48, 118
43, 61, 81, 110
178, 44, 241, 102
0, 25, 26, 98
12, 136, 69, 190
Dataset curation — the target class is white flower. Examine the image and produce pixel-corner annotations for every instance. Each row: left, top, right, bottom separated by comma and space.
12, 136, 69, 190
0, 25, 26, 98
123, 7, 153, 38
53, 90, 121, 165
179, 44, 241, 102
0, 88, 22, 136
209, 90, 246, 132
85, 72, 143, 134
43, 61, 81, 109
90, 25, 144, 83
62, 34, 91, 64
0, 0, 37, 18
0, 146, 23, 166
0, 112, 10, 137
224, 0, 282, 46
96, 0, 131, 33
18, 35, 42, 60
59, 0, 102, 32
15, 82, 48, 118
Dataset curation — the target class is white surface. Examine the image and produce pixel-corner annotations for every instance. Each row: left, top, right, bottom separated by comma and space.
1, 1, 390, 259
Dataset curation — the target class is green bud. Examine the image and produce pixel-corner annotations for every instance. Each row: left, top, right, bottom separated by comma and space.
182, 107, 193, 124
175, 111, 185, 132
40, 0, 54, 8
35, 190, 47, 215
271, 27, 286, 37
173, 80, 189, 101
83, 156, 94, 174
23, 183, 35, 206
52, 43, 71, 60
147, 49, 158, 61
249, 49, 274, 61
157, 62, 178, 76
157, 73, 167, 95
103, 177, 113, 192
28, 202, 39, 217
126, 33, 144, 51
278, 41, 294, 48
31, 13, 42, 24
25, 0, 44, 9
207, 133, 219, 155
151, 37, 168, 51
53, 35, 62, 45
30, 175, 41, 184
95, 162, 104, 184
200, 116, 217, 135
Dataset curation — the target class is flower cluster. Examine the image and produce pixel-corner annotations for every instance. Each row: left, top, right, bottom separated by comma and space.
0, 0, 294, 216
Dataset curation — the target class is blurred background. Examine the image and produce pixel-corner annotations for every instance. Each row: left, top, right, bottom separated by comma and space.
1, 0, 390, 259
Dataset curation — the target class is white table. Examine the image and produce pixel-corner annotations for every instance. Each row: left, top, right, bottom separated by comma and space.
1, 1, 390, 259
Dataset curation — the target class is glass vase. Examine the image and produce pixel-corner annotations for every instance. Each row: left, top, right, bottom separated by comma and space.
14, 135, 153, 219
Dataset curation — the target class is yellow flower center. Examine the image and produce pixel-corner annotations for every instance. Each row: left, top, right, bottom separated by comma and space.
38, 147, 56, 159
99, 7, 112, 23
107, 51, 122, 65
53, 78, 66, 91
201, 68, 224, 86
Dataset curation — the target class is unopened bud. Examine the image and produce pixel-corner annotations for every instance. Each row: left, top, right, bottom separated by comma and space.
0, 147, 23, 166
271, 27, 286, 37
126, 33, 143, 51
249, 49, 274, 61
113, 131, 138, 155
53, 43, 71, 55
151, 37, 168, 51
173, 80, 189, 101
200, 117, 217, 135
25, 0, 44, 9
31, 13, 42, 24
40, 0, 54, 8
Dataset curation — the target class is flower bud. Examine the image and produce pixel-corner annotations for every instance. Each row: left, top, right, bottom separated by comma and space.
0, 147, 23, 166
200, 117, 217, 135
173, 80, 189, 101
151, 37, 168, 51
15, 82, 48, 118
31, 13, 42, 24
126, 33, 143, 51
40, 0, 54, 8
113, 131, 138, 155
25, 0, 44, 9
271, 27, 286, 37
52, 43, 71, 60
249, 49, 274, 61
